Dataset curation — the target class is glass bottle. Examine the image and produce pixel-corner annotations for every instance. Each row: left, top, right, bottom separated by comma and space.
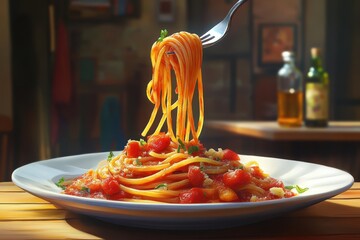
277, 51, 303, 127
305, 48, 329, 127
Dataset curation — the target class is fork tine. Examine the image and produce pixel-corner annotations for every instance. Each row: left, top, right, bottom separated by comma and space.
200, 33, 210, 40
201, 37, 215, 44
200, 34, 214, 43
201, 37, 218, 48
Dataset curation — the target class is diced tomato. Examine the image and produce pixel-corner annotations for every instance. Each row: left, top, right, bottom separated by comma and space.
126, 141, 142, 158
223, 169, 251, 188
101, 177, 120, 195
268, 178, 284, 189
251, 166, 265, 179
179, 188, 207, 203
188, 165, 205, 187
284, 190, 296, 198
108, 190, 131, 200
147, 133, 171, 153
186, 140, 205, 156
87, 180, 102, 192
222, 149, 240, 161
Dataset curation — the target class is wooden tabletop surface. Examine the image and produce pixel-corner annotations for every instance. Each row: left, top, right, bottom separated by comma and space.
1, 182, 360, 240
206, 121, 360, 141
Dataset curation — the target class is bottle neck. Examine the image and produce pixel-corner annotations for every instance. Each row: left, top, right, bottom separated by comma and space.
310, 56, 322, 69
286, 61, 295, 67
283, 58, 296, 67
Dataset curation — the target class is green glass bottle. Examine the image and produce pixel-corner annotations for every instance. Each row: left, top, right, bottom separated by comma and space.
305, 48, 329, 127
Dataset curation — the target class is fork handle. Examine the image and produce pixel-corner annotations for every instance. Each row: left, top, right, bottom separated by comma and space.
226, 0, 248, 21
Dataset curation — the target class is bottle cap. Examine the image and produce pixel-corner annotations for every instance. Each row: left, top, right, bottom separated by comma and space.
311, 48, 321, 57
282, 51, 294, 61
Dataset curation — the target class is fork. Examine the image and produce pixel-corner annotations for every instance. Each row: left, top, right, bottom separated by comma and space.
200, 0, 248, 48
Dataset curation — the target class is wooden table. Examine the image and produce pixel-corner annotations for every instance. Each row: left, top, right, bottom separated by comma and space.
1, 181, 360, 239
205, 121, 360, 141
204, 121, 360, 181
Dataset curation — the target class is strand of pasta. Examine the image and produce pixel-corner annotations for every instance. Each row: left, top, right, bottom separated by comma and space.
126, 163, 171, 172
160, 152, 189, 164
167, 179, 190, 190
141, 45, 167, 137
239, 183, 266, 196
127, 178, 189, 191
119, 184, 180, 198
203, 166, 230, 175
121, 198, 179, 204
116, 157, 223, 185
148, 150, 180, 159
163, 172, 188, 181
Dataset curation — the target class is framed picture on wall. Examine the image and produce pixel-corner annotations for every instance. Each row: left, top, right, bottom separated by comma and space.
257, 23, 297, 68
69, 0, 140, 21
157, 0, 176, 22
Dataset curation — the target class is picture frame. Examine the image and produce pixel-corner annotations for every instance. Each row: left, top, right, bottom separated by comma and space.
257, 23, 297, 68
69, 0, 140, 21
157, 0, 175, 22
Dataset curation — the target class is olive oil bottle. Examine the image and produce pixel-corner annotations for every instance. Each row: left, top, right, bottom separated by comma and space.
277, 51, 303, 127
305, 48, 329, 127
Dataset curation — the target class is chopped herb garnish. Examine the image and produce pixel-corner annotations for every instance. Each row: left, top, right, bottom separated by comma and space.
157, 29, 168, 43
188, 145, 199, 154
203, 190, 207, 198
285, 185, 309, 194
81, 187, 90, 193
177, 138, 186, 153
155, 183, 168, 190
177, 139, 201, 154
107, 151, 114, 161
199, 162, 205, 171
135, 158, 142, 166
55, 177, 66, 190
139, 139, 146, 146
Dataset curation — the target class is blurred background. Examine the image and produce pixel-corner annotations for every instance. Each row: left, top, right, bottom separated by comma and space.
0, 0, 359, 181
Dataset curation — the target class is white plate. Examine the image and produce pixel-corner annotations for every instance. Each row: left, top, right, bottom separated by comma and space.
12, 153, 354, 230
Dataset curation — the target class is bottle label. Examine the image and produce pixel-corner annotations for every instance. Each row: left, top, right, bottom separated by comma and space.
306, 83, 328, 120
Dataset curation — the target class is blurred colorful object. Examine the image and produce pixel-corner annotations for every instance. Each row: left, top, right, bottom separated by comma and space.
51, 20, 72, 146
52, 20, 72, 104
100, 96, 126, 151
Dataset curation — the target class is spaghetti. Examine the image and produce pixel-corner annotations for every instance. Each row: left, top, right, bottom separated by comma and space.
61, 30, 300, 203
141, 30, 204, 144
